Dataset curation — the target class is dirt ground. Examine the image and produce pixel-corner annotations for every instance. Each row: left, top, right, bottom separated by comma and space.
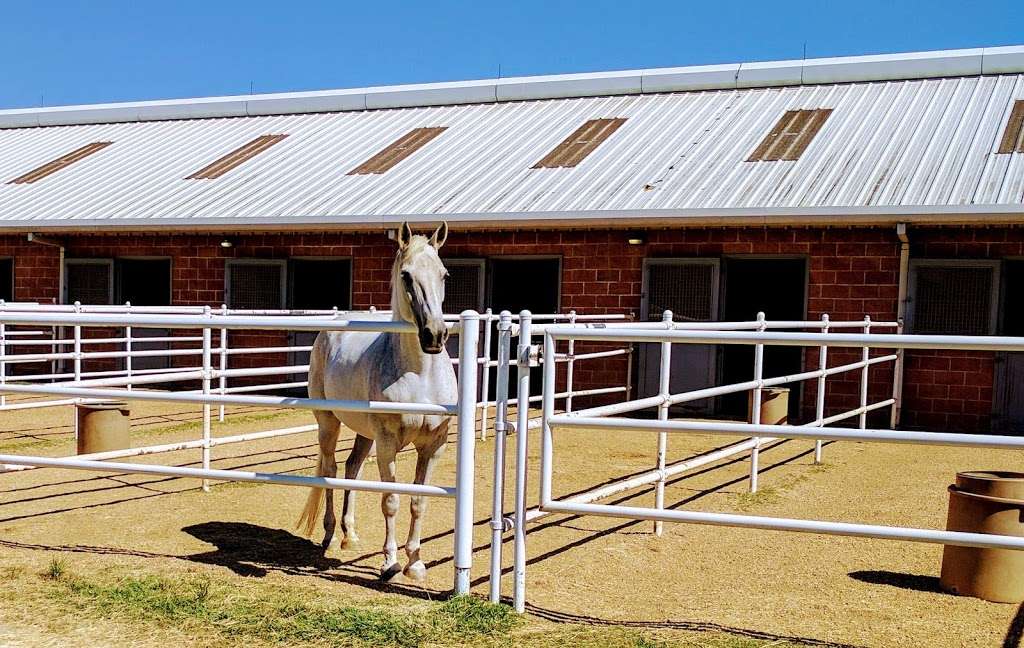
0, 396, 1022, 647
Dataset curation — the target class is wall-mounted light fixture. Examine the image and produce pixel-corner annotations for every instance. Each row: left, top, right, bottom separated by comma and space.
627, 232, 647, 245
220, 239, 234, 249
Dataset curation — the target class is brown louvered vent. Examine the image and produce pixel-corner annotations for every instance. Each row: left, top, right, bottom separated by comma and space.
187, 134, 288, 179
533, 118, 627, 169
748, 109, 832, 162
8, 142, 112, 184
348, 127, 447, 175
998, 100, 1024, 154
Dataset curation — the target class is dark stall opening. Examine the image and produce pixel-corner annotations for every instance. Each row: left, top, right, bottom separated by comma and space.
718, 257, 807, 419
487, 257, 561, 397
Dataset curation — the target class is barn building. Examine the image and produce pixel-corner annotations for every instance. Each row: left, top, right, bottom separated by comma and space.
1, 45, 1024, 433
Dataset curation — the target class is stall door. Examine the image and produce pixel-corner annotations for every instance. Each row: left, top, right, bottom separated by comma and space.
442, 259, 486, 359
995, 261, 1024, 433
116, 259, 172, 371
638, 259, 720, 416
288, 259, 352, 369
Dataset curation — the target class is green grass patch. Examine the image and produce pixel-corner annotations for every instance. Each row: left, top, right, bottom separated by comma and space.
47, 569, 518, 647
733, 461, 833, 512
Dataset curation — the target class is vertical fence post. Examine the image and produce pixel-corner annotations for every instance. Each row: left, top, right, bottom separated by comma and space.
219, 304, 227, 422
453, 310, 480, 595
814, 313, 829, 464
654, 310, 673, 536
201, 306, 212, 493
539, 329, 556, 509
73, 301, 82, 384
565, 310, 577, 414
73, 302, 82, 444
125, 302, 133, 391
0, 301, 7, 408
512, 311, 532, 614
488, 311, 513, 604
890, 317, 904, 429
749, 311, 766, 493
479, 308, 493, 440
859, 315, 871, 430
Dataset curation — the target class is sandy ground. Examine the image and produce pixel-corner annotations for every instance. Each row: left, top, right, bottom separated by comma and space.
0, 397, 1022, 648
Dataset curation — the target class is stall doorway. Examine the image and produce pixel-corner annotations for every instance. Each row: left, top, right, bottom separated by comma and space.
116, 259, 172, 371
995, 260, 1024, 433
638, 259, 720, 416
718, 257, 807, 419
488, 257, 560, 396
488, 258, 560, 315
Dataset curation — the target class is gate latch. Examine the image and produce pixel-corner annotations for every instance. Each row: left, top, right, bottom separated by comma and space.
519, 344, 541, 368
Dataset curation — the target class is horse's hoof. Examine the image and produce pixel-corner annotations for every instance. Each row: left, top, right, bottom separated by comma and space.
380, 562, 403, 583
320, 535, 339, 553
340, 534, 359, 549
403, 561, 427, 582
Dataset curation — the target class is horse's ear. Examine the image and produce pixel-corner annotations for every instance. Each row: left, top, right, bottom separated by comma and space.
429, 222, 448, 250
396, 222, 413, 250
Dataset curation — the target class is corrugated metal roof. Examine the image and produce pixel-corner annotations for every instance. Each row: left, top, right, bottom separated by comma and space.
0, 72, 1023, 230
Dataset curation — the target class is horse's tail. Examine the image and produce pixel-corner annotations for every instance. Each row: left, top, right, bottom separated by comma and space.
297, 332, 329, 538
297, 483, 325, 538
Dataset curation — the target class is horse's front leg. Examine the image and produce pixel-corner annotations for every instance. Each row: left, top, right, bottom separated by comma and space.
404, 425, 447, 582
375, 432, 402, 582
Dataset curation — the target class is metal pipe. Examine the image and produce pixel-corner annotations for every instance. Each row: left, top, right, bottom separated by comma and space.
815, 314, 829, 463
542, 500, 1024, 552
655, 310, 672, 535
749, 312, 766, 493
512, 311, 532, 614
893, 223, 910, 428
543, 327, 1024, 352
488, 311, 512, 603
479, 308, 492, 440
453, 310, 480, 595
0, 453, 455, 497
549, 415, 1024, 449
565, 310, 576, 414
0, 381, 456, 415
201, 307, 212, 492
859, 316, 871, 430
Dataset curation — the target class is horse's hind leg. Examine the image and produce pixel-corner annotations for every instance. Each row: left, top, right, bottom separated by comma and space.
315, 411, 342, 551
339, 434, 373, 548
404, 426, 447, 582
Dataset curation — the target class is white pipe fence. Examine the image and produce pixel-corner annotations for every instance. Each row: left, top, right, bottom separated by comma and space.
483, 317, 1024, 613
0, 307, 483, 594
487, 309, 908, 610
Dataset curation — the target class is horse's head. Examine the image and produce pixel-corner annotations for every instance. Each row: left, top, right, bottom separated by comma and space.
393, 221, 450, 354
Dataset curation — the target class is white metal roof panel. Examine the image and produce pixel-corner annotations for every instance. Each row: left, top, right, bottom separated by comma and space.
1, 54, 1024, 230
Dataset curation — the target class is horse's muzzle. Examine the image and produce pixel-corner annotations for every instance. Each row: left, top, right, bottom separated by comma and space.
419, 326, 448, 354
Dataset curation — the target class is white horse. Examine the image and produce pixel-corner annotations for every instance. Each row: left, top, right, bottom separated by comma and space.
298, 222, 456, 582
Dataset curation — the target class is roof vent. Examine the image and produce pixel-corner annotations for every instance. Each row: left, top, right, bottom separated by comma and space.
997, 100, 1024, 154
7, 142, 112, 184
347, 127, 447, 175
532, 118, 628, 169
747, 109, 832, 162
187, 134, 288, 180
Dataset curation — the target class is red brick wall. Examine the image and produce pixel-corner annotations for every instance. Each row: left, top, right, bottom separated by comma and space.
0, 225, 1013, 432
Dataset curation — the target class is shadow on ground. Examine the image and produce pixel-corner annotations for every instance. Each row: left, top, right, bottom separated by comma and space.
848, 570, 943, 594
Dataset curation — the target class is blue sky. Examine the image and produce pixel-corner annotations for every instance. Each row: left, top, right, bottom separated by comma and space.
1, 0, 1022, 109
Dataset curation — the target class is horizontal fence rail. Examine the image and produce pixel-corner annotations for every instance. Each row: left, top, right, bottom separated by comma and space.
486, 315, 1024, 613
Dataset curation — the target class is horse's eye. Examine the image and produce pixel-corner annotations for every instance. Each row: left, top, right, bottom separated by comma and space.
401, 271, 413, 286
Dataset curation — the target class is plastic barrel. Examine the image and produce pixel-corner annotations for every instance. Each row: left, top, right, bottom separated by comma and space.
76, 400, 131, 454
748, 387, 789, 426
940, 471, 1024, 603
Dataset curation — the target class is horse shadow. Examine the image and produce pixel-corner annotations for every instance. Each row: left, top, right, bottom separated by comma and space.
179, 521, 439, 600
182, 521, 343, 578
